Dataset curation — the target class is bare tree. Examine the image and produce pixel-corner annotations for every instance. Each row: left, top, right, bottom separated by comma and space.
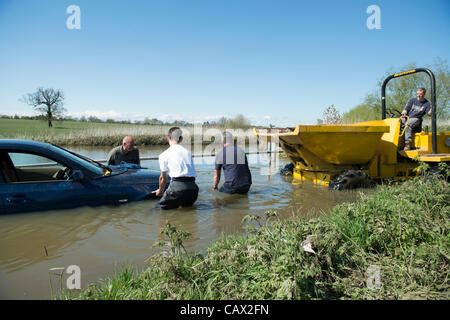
322, 104, 342, 124
20, 88, 66, 127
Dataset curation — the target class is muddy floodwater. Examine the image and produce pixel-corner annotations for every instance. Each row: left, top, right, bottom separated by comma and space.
0, 146, 358, 299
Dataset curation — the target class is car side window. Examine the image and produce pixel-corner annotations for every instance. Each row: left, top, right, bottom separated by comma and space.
9, 153, 58, 166
6, 152, 72, 183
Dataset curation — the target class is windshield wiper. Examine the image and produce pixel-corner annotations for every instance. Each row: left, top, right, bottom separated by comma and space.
51, 144, 111, 173
73, 151, 111, 172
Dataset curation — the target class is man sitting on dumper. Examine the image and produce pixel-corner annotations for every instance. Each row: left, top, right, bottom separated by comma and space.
400, 87, 432, 150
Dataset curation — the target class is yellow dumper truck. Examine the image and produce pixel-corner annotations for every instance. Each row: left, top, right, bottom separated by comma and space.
254, 68, 450, 189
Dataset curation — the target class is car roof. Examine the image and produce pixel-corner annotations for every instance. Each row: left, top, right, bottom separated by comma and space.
0, 139, 53, 151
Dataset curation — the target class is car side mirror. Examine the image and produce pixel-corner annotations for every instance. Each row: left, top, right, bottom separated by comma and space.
72, 170, 84, 181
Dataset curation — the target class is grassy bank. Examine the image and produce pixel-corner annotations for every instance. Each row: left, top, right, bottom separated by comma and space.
64, 174, 449, 300
0, 119, 255, 146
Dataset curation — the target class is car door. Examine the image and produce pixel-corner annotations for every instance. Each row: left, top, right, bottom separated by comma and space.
0, 152, 107, 214
0, 171, 5, 213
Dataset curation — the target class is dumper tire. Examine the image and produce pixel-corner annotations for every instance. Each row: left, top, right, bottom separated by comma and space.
423, 162, 450, 182
330, 170, 375, 191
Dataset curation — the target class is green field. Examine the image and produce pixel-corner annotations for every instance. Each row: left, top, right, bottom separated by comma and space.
0, 119, 131, 137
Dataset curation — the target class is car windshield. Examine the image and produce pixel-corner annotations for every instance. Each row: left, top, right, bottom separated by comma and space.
49, 145, 108, 176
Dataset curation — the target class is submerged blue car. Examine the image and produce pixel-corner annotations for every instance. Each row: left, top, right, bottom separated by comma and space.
0, 139, 161, 214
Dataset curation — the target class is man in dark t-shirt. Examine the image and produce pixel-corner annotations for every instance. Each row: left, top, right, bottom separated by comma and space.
107, 136, 140, 165
400, 87, 432, 150
213, 131, 252, 194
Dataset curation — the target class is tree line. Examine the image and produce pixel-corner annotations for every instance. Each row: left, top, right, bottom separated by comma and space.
2, 112, 253, 129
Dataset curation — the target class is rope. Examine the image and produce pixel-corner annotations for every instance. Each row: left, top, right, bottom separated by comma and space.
97, 150, 284, 163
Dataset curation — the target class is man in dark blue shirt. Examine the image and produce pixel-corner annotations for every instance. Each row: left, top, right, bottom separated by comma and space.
400, 87, 432, 150
213, 131, 252, 194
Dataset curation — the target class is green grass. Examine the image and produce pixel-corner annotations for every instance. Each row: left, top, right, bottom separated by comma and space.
61, 173, 449, 300
1, 119, 101, 137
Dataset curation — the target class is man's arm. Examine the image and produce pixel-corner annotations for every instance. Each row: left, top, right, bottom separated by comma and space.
213, 169, 221, 189
106, 148, 115, 165
153, 153, 168, 196
135, 149, 141, 165
152, 171, 167, 197
402, 98, 413, 116
214, 151, 223, 190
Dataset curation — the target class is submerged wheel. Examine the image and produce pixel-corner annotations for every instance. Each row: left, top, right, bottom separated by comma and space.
280, 163, 294, 176
329, 170, 375, 191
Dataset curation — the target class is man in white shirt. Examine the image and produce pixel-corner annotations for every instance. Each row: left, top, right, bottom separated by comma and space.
152, 127, 199, 209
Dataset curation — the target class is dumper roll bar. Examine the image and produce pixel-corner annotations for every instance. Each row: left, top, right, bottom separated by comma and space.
381, 68, 436, 154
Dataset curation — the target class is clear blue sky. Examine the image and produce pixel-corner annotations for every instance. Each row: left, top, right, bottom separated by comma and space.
0, 0, 449, 126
